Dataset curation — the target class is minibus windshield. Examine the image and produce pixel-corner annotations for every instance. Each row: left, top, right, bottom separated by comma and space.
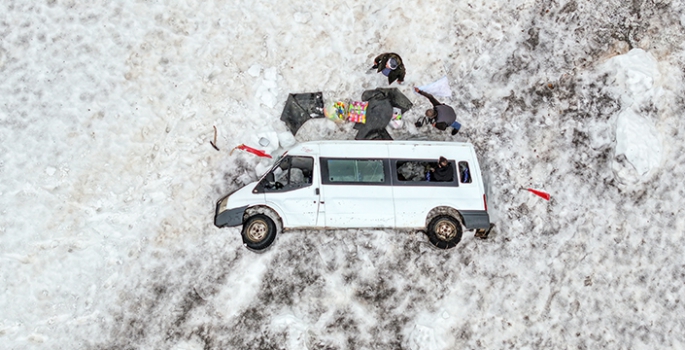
256, 152, 288, 182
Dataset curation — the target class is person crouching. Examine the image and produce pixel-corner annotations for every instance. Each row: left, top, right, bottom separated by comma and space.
414, 87, 461, 135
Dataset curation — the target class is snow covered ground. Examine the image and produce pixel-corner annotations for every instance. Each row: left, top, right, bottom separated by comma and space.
2, 0, 685, 349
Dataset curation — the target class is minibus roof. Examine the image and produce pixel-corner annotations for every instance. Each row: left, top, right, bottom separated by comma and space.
286, 140, 476, 159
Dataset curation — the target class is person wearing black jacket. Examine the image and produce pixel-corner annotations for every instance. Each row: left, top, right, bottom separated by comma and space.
371, 52, 406, 85
429, 156, 454, 182
414, 87, 461, 135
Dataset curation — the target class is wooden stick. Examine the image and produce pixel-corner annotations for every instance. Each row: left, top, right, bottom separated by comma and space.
210, 125, 220, 151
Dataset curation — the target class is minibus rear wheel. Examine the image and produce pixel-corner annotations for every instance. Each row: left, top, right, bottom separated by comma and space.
427, 215, 463, 249
242, 214, 277, 251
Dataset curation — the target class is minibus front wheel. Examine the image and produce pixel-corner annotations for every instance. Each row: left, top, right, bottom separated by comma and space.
427, 215, 463, 249
242, 214, 277, 251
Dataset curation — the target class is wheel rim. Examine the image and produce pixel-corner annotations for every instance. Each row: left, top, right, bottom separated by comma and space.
246, 220, 268, 242
435, 219, 457, 241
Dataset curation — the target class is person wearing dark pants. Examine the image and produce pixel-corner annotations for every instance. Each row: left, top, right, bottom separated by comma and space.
371, 53, 406, 85
414, 87, 461, 135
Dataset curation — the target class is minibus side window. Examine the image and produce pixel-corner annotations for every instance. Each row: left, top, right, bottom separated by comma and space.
326, 159, 385, 183
392, 159, 458, 186
396, 160, 431, 182
458, 161, 472, 184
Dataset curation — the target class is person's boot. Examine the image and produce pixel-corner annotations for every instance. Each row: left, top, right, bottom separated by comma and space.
415, 117, 425, 127
451, 128, 459, 135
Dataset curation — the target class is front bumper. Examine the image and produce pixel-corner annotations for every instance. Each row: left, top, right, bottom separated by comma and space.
214, 202, 247, 228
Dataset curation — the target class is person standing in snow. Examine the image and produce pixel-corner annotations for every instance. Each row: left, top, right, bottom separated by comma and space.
413, 87, 461, 135
371, 52, 405, 85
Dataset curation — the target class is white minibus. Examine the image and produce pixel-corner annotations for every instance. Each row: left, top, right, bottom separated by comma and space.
214, 140, 492, 250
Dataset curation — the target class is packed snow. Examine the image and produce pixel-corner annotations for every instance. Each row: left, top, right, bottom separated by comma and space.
2, 0, 685, 349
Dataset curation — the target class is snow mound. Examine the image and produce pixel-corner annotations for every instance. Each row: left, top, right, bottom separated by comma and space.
615, 108, 661, 176
603, 49, 663, 180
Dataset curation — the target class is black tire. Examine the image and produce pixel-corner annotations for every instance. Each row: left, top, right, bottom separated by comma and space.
426, 215, 463, 249
241, 214, 277, 251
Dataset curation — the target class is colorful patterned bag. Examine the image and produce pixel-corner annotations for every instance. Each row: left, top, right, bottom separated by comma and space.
324, 101, 348, 123
347, 101, 368, 124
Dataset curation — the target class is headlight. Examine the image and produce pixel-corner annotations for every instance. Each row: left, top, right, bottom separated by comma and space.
218, 196, 230, 213
217, 187, 240, 213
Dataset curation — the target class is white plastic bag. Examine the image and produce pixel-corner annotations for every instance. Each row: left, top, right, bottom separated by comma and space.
415, 76, 452, 97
